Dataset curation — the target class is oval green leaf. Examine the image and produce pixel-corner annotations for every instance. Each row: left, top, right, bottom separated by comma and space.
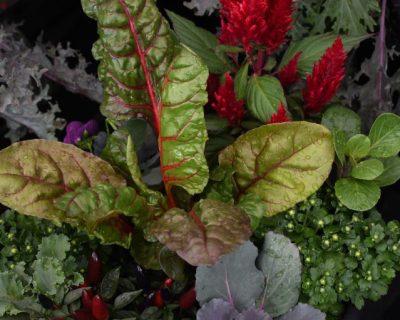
345, 134, 371, 160
351, 159, 384, 180
335, 178, 380, 211
0, 140, 125, 221
246, 75, 286, 123
369, 113, 400, 158
219, 122, 334, 216
374, 156, 400, 187
321, 105, 361, 139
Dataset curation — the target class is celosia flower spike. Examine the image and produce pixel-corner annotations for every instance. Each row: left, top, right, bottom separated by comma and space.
263, 0, 295, 53
277, 52, 302, 88
219, 0, 268, 53
303, 37, 347, 114
268, 103, 290, 124
212, 73, 245, 125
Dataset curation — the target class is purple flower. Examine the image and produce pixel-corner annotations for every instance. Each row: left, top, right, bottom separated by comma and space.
63, 119, 99, 144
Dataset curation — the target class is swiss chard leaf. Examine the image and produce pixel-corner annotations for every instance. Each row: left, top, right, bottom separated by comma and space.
258, 232, 302, 317
81, 0, 210, 205
0, 140, 125, 222
152, 199, 251, 266
56, 184, 148, 248
195, 241, 265, 311
219, 122, 334, 216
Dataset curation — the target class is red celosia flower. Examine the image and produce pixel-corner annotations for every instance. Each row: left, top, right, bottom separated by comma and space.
212, 73, 245, 125
263, 0, 294, 53
303, 37, 347, 114
277, 52, 302, 88
219, 0, 294, 54
219, 0, 268, 53
268, 103, 290, 124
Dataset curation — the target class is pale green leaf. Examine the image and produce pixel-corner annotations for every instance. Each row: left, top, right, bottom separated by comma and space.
321, 106, 361, 139
374, 156, 400, 187
235, 63, 250, 100
345, 134, 371, 161
335, 178, 381, 211
351, 159, 384, 180
369, 113, 400, 158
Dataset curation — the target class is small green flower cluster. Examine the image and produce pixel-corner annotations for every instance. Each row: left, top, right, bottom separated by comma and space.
0, 210, 93, 272
255, 187, 400, 317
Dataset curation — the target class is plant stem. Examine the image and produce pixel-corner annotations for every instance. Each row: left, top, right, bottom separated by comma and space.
377, 0, 387, 112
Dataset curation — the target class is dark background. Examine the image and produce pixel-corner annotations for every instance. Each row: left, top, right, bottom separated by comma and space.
1, 1, 399, 319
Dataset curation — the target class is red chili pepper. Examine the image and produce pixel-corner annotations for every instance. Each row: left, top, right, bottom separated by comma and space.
72, 309, 95, 320
163, 278, 173, 288
92, 295, 110, 320
86, 251, 102, 285
82, 289, 94, 310
179, 287, 196, 310
152, 290, 165, 308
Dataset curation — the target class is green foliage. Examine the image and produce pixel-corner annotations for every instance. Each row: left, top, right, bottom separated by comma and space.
255, 187, 400, 315
325, 111, 400, 211
246, 75, 286, 123
0, 234, 85, 317
219, 122, 334, 216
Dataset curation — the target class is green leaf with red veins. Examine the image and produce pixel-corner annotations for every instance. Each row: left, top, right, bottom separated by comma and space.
151, 199, 251, 266
81, 0, 209, 206
219, 122, 334, 216
56, 184, 150, 248
0, 140, 125, 222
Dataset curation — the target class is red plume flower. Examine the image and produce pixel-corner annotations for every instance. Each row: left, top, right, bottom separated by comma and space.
263, 0, 295, 53
219, 0, 294, 54
219, 0, 268, 53
303, 37, 347, 114
277, 52, 301, 88
212, 73, 245, 125
268, 103, 290, 124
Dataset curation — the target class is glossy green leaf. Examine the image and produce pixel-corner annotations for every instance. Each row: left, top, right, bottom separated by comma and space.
351, 159, 384, 180
279, 33, 370, 76
56, 184, 149, 247
247, 75, 286, 122
335, 178, 381, 211
345, 134, 371, 161
219, 122, 334, 216
130, 230, 163, 270
82, 0, 210, 201
114, 290, 142, 310
0, 140, 125, 222
369, 113, 400, 158
195, 241, 265, 311
374, 156, 400, 187
333, 130, 347, 165
166, 11, 233, 74
151, 199, 251, 266
258, 232, 301, 317
205, 167, 235, 203
159, 247, 188, 282
321, 106, 361, 139
235, 63, 249, 100
205, 114, 229, 132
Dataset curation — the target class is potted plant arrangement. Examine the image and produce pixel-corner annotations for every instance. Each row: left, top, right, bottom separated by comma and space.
0, 0, 399, 319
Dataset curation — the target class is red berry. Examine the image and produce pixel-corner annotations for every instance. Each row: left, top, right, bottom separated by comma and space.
92, 295, 110, 320
72, 309, 95, 320
86, 251, 102, 285
163, 278, 173, 288
152, 290, 165, 308
82, 289, 94, 310
179, 287, 196, 310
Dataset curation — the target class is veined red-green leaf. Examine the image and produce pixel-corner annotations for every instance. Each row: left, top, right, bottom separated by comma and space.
151, 199, 251, 266
0, 140, 125, 222
56, 184, 149, 248
219, 122, 334, 216
82, 0, 210, 205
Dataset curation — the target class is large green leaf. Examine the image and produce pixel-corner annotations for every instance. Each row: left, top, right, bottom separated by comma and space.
82, 0, 210, 204
374, 156, 400, 187
258, 232, 301, 317
219, 122, 334, 216
56, 184, 149, 248
335, 178, 380, 211
368, 113, 400, 158
246, 75, 286, 123
351, 159, 384, 181
321, 106, 361, 139
0, 140, 125, 221
151, 199, 251, 266
195, 241, 265, 311
279, 34, 370, 76
166, 11, 234, 74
